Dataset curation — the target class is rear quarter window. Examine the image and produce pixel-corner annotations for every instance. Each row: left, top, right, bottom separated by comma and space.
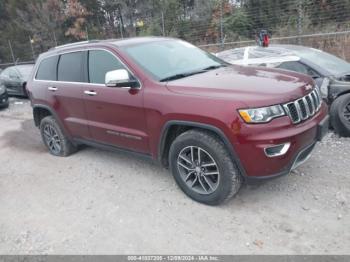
36, 56, 58, 81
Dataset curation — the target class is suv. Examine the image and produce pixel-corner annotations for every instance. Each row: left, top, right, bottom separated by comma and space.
27, 37, 329, 205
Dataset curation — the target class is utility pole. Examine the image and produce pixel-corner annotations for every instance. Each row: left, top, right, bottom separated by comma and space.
117, 4, 125, 39
220, 0, 224, 50
8, 40, 15, 64
161, 11, 165, 36
297, 0, 303, 45
119, 18, 124, 39
53, 31, 58, 46
29, 36, 35, 60
85, 26, 89, 40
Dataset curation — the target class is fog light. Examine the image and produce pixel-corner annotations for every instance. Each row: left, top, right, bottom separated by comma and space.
264, 143, 291, 157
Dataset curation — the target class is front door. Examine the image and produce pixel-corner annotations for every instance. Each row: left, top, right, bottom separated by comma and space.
82, 49, 149, 154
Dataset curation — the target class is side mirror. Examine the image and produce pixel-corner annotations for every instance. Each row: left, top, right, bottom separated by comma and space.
105, 69, 139, 88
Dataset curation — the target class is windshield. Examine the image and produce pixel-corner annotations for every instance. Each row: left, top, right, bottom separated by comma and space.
121, 39, 226, 81
16, 65, 34, 80
294, 48, 350, 76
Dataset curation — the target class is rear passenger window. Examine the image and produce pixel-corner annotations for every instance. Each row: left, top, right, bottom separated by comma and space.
88, 50, 125, 84
58, 52, 83, 82
36, 56, 58, 81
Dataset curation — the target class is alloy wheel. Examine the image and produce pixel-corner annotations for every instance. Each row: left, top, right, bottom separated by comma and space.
177, 146, 220, 195
43, 124, 62, 155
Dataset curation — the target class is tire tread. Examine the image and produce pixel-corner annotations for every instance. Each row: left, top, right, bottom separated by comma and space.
40, 116, 77, 156
169, 129, 242, 205
330, 94, 350, 137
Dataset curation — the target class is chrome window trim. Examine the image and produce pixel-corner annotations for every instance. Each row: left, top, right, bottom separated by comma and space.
33, 47, 142, 90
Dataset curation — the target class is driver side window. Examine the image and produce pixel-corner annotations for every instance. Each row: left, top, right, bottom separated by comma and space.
88, 50, 126, 84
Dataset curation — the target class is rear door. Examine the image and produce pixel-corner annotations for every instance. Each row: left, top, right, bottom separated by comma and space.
44, 51, 90, 139
82, 49, 149, 153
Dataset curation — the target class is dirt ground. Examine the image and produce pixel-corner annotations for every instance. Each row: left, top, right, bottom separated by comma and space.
0, 97, 349, 255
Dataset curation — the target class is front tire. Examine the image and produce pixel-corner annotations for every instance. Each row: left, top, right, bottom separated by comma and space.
40, 116, 77, 156
169, 129, 242, 205
330, 94, 350, 137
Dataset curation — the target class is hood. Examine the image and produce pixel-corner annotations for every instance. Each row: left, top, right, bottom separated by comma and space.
166, 65, 314, 107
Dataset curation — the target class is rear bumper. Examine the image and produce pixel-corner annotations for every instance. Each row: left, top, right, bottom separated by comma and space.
232, 103, 329, 180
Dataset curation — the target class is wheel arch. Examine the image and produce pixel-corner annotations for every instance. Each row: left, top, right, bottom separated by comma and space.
334, 90, 350, 100
33, 104, 71, 138
158, 120, 247, 177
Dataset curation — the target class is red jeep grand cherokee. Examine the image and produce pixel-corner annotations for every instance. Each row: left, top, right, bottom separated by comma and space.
27, 37, 329, 205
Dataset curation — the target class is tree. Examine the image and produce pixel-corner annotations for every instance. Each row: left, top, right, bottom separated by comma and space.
16, 0, 63, 48
64, 0, 90, 40
224, 8, 251, 39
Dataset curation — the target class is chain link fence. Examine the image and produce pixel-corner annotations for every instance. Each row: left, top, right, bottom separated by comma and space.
1, 0, 350, 68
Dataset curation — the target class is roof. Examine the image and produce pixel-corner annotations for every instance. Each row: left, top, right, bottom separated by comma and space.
216, 45, 301, 65
39, 37, 174, 59
49, 37, 172, 51
112, 36, 172, 47
216, 44, 316, 61
215, 44, 338, 77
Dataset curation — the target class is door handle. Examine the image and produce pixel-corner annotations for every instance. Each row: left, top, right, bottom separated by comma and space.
84, 90, 97, 96
48, 86, 57, 91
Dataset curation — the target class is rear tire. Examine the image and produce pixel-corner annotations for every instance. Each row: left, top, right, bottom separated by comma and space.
330, 94, 350, 137
40, 116, 77, 156
169, 129, 242, 205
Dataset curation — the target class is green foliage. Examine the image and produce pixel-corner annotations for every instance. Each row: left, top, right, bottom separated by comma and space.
224, 9, 252, 38
138, 21, 163, 36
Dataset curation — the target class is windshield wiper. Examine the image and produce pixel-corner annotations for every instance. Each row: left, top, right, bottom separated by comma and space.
201, 64, 226, 71
159, 65, 226, 82
160, 70, 208, 82
160, 73, 191, 82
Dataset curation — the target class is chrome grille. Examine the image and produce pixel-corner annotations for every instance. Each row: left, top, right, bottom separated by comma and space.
283, 89, 322, 124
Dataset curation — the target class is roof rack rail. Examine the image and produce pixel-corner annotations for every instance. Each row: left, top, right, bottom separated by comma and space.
49, 40, 100, 51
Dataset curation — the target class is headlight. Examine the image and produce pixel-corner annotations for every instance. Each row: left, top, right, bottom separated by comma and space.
0, 85, 5, 95
239, 105, 285, 123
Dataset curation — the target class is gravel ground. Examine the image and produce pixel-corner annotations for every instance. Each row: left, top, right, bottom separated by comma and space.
0, 97, 349, 255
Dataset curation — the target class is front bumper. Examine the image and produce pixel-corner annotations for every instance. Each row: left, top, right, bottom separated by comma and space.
0, 91, 9, 107
232, 103, 329, 181
245, 141, 316, 183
